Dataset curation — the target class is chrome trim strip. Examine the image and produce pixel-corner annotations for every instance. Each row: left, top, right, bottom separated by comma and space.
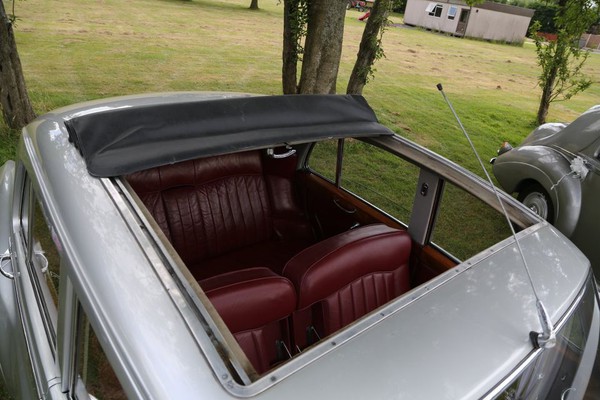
106, 179, 253, 390
110, 173, 557, 397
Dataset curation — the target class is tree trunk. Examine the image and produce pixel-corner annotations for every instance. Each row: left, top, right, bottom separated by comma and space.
282, 0, 299, 94
249, 0, 259, 10
536, 63, 558, 125
347, 0, 390, 94
0, 0, 36, 129
297, 0, 347, 94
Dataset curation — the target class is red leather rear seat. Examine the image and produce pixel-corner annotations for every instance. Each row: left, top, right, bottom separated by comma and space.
126, 150, 313, 279
200, 267, 296, 374
282, 224, 412, 350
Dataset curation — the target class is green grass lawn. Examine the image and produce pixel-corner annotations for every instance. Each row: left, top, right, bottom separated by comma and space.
3, 0, 599, 178
1, 0, 600, 209
0, 2, 599, 397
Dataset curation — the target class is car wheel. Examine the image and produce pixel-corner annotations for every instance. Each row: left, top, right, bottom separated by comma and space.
518, 183, 554, 223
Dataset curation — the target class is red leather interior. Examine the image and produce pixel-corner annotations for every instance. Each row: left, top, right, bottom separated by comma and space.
126, 151, 313, 279
200, 267, 296, 374
127, 151, 416, 365
282, 224, 412, 349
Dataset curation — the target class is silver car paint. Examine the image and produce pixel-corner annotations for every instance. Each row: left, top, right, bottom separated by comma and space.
255, 226, 593, 400
20, 119, 224, 398
0, 93, 597, 399
0, 161, 39, 400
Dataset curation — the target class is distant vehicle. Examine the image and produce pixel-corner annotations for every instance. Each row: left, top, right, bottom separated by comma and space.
1, 93, 599, 399
491, 105, 600, 274
347, 0, 367, 11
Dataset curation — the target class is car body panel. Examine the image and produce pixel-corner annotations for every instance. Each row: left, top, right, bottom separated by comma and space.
251, 225, 591, 400
1, 93, 598, 399
492, 145, 582, 236
20, 121, 227, 398
523, 105, 600, 155
0, 161, 39, 400
492, 104, 600, 274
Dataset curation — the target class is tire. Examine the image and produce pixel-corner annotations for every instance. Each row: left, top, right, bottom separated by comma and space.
517, 183, 554, 223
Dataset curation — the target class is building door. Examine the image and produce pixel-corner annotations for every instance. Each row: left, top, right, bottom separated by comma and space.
455, 9, 469, 36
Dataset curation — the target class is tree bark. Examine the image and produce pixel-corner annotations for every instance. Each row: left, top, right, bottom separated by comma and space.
297, 0, 347, 94
0, 0, 36, 129
347, 0, 390, 94
536, 52, 560, 125
282, 0, 299, 94
249, 0, 259, 10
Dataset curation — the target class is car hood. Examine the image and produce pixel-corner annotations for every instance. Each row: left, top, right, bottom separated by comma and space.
255, 223, 590, 400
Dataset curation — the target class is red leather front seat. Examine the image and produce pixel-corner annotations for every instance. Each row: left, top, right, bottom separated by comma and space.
200, 267, 296, 374
282, 224, 412, 350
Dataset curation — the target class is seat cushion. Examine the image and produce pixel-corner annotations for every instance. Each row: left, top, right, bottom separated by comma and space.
200, 267, 297, 374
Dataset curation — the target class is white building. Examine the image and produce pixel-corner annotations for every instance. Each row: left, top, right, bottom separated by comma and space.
404, 0, 535, 44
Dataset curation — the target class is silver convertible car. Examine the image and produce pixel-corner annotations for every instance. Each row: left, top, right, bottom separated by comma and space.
491, 105, 600, 275
0, 93, 599, 399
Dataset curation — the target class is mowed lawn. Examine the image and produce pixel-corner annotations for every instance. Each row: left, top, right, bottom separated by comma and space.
3, 0, 600, 175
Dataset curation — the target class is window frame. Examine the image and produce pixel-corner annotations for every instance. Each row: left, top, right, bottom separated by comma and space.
448, 5, 458, 19
12, 160, 114, 399
307, 138, 422, 230
428, 4, 443, 17
306, 135, 536, 261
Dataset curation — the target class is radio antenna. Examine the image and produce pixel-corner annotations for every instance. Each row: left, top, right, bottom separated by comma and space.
436, 83, 556, 349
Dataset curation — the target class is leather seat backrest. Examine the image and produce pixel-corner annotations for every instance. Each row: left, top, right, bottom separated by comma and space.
200, 267, 296, 374
282, 224, 412, 349
126, 151, 273, 266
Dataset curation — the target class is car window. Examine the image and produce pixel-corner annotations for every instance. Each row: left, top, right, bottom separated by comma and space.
308, 139, 338, 183
73, 306, 126, 400
18, 173, 124, 399
430, 182, 513, 261
309, 139, 419, 227
341, 140, 419, 226
19, 176, 61, 338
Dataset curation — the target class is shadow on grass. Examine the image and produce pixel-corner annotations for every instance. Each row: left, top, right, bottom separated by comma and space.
157, 0, 278, 15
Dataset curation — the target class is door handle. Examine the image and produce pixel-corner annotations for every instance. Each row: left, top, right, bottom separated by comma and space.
0, 250, 14, 280
333, 198, 356, 214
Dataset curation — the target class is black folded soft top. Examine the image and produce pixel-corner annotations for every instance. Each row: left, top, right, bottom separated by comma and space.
64, 94, 394, 177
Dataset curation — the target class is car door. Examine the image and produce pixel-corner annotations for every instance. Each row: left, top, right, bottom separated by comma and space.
301, 138, 419, 238
1, 163, 67, 399
0, 161, 40, 399
299, 136, 514, 286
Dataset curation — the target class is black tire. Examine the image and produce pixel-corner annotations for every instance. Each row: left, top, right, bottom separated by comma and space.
517, 183, 554, 223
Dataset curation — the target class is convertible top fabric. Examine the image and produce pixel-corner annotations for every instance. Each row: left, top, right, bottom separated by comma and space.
65, 94, 393, 177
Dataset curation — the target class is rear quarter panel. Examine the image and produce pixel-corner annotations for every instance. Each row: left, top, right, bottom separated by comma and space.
493, 146, 582, 236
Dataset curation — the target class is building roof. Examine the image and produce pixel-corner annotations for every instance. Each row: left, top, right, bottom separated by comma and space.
476, 1, 534, 18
